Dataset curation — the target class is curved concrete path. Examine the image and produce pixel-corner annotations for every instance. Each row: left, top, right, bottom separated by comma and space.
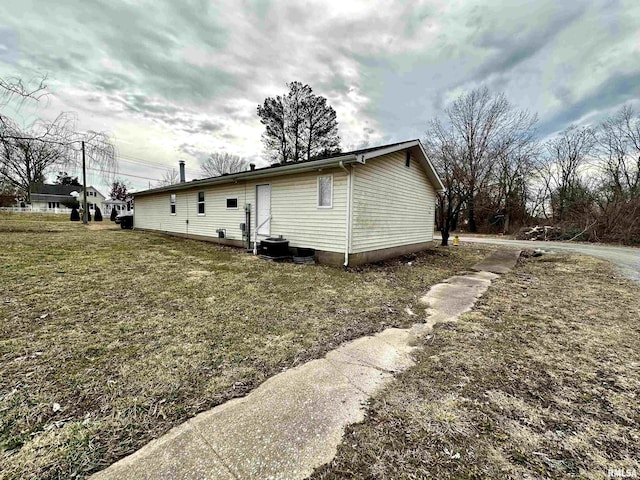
91, 249, 520, 480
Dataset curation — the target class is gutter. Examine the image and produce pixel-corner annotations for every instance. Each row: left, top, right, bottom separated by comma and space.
339, 161, 352, 267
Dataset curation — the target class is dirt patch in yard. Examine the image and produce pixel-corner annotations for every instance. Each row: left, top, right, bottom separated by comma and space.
312, 254, 640, 480
0, 214, 495, 479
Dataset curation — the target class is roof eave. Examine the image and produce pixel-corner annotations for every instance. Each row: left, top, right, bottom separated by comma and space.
133, 154, 359, 197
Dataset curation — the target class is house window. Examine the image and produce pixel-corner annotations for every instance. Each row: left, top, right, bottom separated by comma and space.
405, 151, 411, 168
317, 175, 333, 208
48, 202, 60, 209
226, 198, 238, 209
197, 191, 205, 215
170, 193, 176, 214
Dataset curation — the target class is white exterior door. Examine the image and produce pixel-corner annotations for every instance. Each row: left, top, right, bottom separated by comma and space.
256, 184, 271, 236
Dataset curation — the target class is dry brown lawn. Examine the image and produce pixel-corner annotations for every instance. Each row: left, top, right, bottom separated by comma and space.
0, 213, 493, 479
312, 254, 640, 479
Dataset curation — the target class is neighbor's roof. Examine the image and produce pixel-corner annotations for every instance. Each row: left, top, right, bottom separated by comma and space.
133, 139, 445, 197
31, 184, 80, 196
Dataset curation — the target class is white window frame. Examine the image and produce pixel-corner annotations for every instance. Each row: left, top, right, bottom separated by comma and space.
197, 191, 205, 216
170, 193, 176, 215
317, 175, 333, 209
226, 197, 239, 210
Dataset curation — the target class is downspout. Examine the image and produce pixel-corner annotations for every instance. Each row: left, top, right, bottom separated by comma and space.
339, 161, 352, 267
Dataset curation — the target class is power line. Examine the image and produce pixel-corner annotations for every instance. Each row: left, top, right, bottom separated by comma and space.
118, 158, 170, 171
118, 153, 196, 169
84, 166, 162, 182
118, 154, 174, 168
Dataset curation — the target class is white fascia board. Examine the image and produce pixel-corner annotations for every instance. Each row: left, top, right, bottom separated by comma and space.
415, 141, 446, 192
359, 140, 420, 162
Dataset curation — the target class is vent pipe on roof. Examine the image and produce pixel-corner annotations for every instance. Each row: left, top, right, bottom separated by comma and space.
250, 163, 256, 171
179, 160, 186, 183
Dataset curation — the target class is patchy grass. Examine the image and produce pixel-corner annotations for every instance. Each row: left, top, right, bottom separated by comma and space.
312, 254, 640, 479
0, 213, 493, 479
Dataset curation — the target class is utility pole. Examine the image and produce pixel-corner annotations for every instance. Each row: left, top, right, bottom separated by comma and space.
82, 140, 88, 224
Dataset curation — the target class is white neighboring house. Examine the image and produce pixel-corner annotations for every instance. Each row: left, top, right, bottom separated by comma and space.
29, 184, 82, 213
133, 140, 444, 266
77, 187, 106, 215
103, 198, 129, 217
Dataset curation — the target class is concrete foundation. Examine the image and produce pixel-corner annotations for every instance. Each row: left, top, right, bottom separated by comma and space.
347, 241, 434, 266
133, 228, 434, 267
133, 228, 248, 249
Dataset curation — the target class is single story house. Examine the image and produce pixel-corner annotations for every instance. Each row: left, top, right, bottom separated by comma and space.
132, 140, 445, 266
30, 184, 80, 211
103, 198, 130, 216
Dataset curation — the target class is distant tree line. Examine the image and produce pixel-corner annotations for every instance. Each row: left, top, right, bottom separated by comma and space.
426, 88, 640, 245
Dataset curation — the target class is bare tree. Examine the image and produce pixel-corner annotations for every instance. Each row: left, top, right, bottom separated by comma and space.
492, 139, 539, 231
0, 75, 48, 132
426, 87, 537, 241
1, 76, 117, 205
595, 106, 640, 202
439, 88, 537, 232
0, 75, 47, 103
156, 167, 180, 187
424, 133, 469, 246
538, 125, 595, 222
201, 152, 249, 177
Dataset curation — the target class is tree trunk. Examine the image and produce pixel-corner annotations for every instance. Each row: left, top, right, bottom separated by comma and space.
440, 228, 449, 246
468, 196, 477, 232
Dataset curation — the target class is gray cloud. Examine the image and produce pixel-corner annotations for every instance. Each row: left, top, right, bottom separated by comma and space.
0, 0, 638, 175
538, 71, 640, 135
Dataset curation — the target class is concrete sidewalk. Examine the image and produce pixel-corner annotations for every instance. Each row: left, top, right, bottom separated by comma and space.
92, 249, 520, 480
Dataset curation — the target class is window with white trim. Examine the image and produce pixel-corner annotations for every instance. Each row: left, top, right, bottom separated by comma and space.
317, 175, 333, 208
226, 197, 238, 209
170, 193, 176, 214
197, 191, 205, 215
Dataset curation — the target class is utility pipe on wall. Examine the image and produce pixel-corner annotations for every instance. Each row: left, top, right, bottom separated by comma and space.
339, 161, 352, 267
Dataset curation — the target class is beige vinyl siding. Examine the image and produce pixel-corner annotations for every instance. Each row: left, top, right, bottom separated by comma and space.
351, 151, 436, 253
134, 168, 348, 253
185, 184, 252, 239
268, 168, 347, 252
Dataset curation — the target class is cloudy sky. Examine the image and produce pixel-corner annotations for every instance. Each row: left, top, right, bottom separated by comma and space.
1, 0, 639, 192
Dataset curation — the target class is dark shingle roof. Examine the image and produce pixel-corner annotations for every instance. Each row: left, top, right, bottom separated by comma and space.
134, 139, 435, 196
32, 184, 81, 196
198, 140, 420, 182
